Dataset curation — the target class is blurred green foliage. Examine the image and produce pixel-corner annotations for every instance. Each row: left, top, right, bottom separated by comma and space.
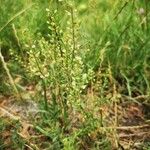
0, 0, 150, 149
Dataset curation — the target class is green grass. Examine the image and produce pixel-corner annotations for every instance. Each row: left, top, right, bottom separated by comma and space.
0, 0, 150, 149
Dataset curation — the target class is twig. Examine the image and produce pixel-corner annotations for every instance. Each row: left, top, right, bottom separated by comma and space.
0, 46, 23, 100
122, 94, 149, 104
0, 106, 20, 120
119, 131, 150, 138
101, 124, 150, 130
12, 24, 21, 49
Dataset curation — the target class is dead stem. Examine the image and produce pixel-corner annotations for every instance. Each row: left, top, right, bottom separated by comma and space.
0, 47, 23, 101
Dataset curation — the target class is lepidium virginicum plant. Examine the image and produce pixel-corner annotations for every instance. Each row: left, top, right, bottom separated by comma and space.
26, 1, 94, 129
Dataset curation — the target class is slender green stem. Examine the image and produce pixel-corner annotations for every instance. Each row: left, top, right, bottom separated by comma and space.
0, 3, 34, 32
71, 7, 76, 62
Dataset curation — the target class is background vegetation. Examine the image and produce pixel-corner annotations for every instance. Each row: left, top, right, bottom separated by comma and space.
0, 0, 150, 149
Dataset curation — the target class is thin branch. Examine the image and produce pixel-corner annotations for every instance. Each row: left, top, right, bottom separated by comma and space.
119, 131, 150, 138
0, 46, 23, 100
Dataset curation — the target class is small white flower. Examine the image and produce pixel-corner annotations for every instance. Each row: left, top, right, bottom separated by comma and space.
54, 10, 57, 14
46, 8, 50, 12
65, 10, 71, 16
24, 44, 29, 48
75, 56, 81, 61
137, 8, 145, 15
82, 74, 87, 80
32, 45, 36, 48
46, 21, 50, 24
